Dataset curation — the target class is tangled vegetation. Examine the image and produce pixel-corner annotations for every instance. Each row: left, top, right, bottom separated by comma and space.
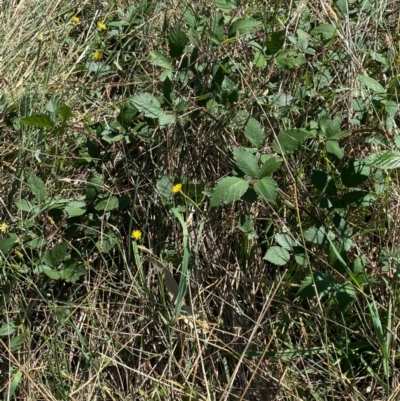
1, 0, 400, 400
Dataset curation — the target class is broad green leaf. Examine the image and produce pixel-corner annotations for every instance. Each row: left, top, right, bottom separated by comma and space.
272, 129, 313, 154
244, 118, 264, 148
60, 263, 86, 282
335, 282, 356, 309
363, 151, 400, 170
238, 214, 254, 232
326, 140, 344, 159
8, 370, 23, 399
358, 74, 386, 94
311, 24, 336, 39
215, 0, 238, 11
117, 101, 137, 128
158, 113, 175, 126
26, 237, 47, 249
275, 233, 299, 251
297, 272, 335, 298
20, 114, 54, 128
168, 26, 187, 59
263, 246, 290, 266
342, 191, 375, 207
10, 332, 29, 351
311, 170, 337, 195
96, 232, 118, 253
27, 174, 46, 202
41, 265, 61, 280
210, 177, 248, 207
15, 199, 35, 212
0, 237, 16, 254
228, 18, 260, 37
149, 50, 173, 70
265, 30, 285, 55
94, 196, 119, 211
233, 148, 259, 177
57, 105, 74, 123
341, 159, 370, 187
253, 49, 266, 68
46, 99, 60, 113
44, 242, 68, 267
275, 50, 307, 69
259, 157, 282, 178
65, 201, 87, 217
304, 226, 335, 244
156, 176, 173, 199
130, 93, 163, 118
86, 177, 103, 201
254, 177, 277, 203
0, 321, 16, 336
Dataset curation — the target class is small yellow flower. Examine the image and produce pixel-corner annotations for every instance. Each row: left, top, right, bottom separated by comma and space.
172, 183, 182, 194
0, 222, 9, 233
93, 50, 103, 60
131, 230, 142, 240
97, 21, 107, 30
71, 16, 80, 24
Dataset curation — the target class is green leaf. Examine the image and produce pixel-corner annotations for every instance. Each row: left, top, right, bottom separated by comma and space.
228, 18, 260, 37
96, 232, 118, 253
26, 237, 47, 249
65, 201, 87, 217
233, 148, 259, 177
15, 199, 35, 212
311, 170, 337, 195
244, 118, 264, 148
130, 93, 163, 118
335, 282, 356, 309
86, 177, 103, 201
94, 196, 119, 211
275, 50, 307, 69
158, 113, 176, 126
117, 101, 137, 128
326, 139, 344, 159
253, 49, 266, 68
341, 159, 370, 187
263, 246, 290, 266
275, 233, 299, 251
44, 242, 68, 268
57, 105, 74, 123
357, 74, 386, 94
297, 272, 335, 299
210, 177, 249, 207
259, 157, 282, 178
20, 114, 54, 128
304, 226, 335, 244
156, 176, 173, 199
363, 151, 400, 170
0, 237, 16, 254
265, 30, 285, 55
27, 174, 46, 202
328, 242, 349, 274
254, 177, 277, 203
311, 24, 336, 39
149, 50, 173, 70
8, 370, 23, 399
60, 263, 86, 282
46, 99, 60, 113
168, 26, 187, 59
215, 0, 238, 11
0, 321, 16, 336
40, 265, 61, 280
272, 129, 313, 154
342, 191, 375, 207
10, 332, 29, 351
238, 214, 254, 232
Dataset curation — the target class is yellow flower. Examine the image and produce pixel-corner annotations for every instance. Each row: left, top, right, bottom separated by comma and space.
97, 21, 107, 30
172, 183, 182, 194
93, 50, 103, 60
71, 16, 80, 24
131, 230, 142, 240
0, 222, 9, 233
